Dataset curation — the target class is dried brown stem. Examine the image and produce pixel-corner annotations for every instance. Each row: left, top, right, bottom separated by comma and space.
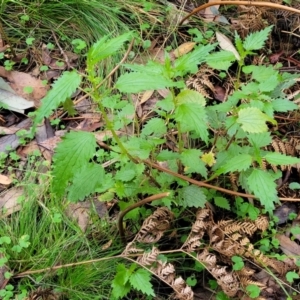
179, 1, 300, 25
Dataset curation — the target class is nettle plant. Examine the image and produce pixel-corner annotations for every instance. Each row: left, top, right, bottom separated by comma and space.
32, 27, 300, 215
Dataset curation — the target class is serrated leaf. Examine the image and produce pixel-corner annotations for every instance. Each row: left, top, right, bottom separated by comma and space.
258, 74, 279, 92
174, 43, 216, 75
216, 32, 240, 60
206, 50, 236, 70
68, 164, 105, 202
243, 65, 277, 82
115, 168, 136, 182
247, 169, 278, 212
174, 91, 208, 143
179, 185, 207, 208
156, 150, 180, 161
141, 118, 167, 137
214, 197, 230, 210
87, 32, 132, 67
248, 132, 272, 148
243, 26, 273, 51
33, 71, 81, 130
216, 154, 252, 175
237, 107, 276, 133
116, 72, 177, 93
201, 151, 216, 167
111, 264, 131, 299
175, 103, 208, 142
264, 152, 300, 165
52, 131, 97, 197
272, 98, 298, 112
129, 269, 155, 297
180, 149, 207, 178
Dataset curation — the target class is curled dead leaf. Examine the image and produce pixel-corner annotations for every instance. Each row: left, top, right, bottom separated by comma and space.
173, 42, 196, 58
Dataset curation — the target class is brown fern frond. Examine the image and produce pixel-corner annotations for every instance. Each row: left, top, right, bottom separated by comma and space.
152, 260, 176, 284
122, 241, 144, 255
236, 267, 256, 276
137, 247, 159, 266
182, 236, 202, 252
136, 207, 174, 243
240, 276, 266, 288
255, 215, 269, 231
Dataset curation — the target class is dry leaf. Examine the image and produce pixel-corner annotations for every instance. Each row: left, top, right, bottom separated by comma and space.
0, 187, 24, 217
0, 66, 49, 105
203, 0, 220, 20
66, 202, 91, 232
0, 175, 12, 185
101, 239, 112, 250
0, 126, 20, 135
173, 42, 196, 58
216, 32, 240, 61
140, 90, 154, 104
277, 234, 300, 263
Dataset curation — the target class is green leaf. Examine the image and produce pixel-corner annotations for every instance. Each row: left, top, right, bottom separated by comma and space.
68, 164, 105, 202
179, 185, 207, 208
286, 271, 299, 283
52, 131, 97, 197
243, 65, 278, 82
115, 168, 136, 182
116, 72, 177, 93
111, 264, 131, 299
176, 89, 206, 106
214, 197, 230, 210
186, 275, 197, 287
206, 50, 236, 70
246, 284, 261, 298
141, 118, 167, 137
63, 98, 77, 116
156, 150, 180, 161
87, 32, 132, 67
247, 169, 278, 212
215, 154, 252, 175
258, 75, 279, 92
247, 132, 272, 148
289, 182, 300, 190
237, 107, 276, 133
0, 256, 8, 267
272, 98, 298, 112
0, 236, 11, 244
243, 26, 273, 51
264, 152, 300, 165
180, 149, 207, 178
129, 269, 155, 297
33, 71, 81, 130
19, 235, 30, 248
174, 43, 216, 75
232, 256, 244, 271
174, 90, 208, 142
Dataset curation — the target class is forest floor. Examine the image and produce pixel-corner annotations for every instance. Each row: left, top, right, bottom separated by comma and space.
1, 1, 300, 300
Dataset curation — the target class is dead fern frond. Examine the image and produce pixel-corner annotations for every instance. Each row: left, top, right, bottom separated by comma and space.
255, 215, 269, 231
136, 207, 174, 243
137, 246, 159, 266
240, 276, 266, 288
152, 260, 176, 284
122, 241, 144, 255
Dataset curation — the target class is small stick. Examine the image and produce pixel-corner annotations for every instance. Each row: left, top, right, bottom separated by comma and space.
52, 30, 71, 69
179, 1, 300, 25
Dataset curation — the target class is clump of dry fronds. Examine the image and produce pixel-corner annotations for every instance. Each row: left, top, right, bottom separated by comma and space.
122, 207, 296, 299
